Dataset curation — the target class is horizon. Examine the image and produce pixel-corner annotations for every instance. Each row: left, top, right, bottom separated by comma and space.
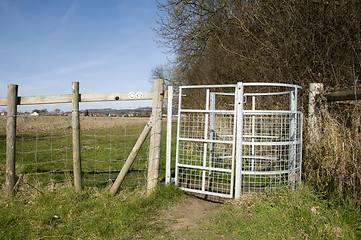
0, 0, 170, 112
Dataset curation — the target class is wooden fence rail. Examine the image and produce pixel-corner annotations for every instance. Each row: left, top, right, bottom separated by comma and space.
325, 89, 361, 102
1, 80, 164, 196
308, 82, 360, 143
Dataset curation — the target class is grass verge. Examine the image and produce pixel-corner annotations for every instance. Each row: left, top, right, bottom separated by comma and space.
0, 184, 183, 240
171, 185, 361, 240
1, 183, 360, 239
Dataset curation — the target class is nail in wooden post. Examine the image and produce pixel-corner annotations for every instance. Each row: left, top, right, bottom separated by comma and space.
6, 84, 18, 196
147, 79, 164, 194
72, 82, 82, 193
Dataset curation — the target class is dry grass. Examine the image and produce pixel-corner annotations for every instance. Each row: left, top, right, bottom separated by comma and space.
80, 116, 150, 130
0, 116, 150, 135
304, 103, 361, 209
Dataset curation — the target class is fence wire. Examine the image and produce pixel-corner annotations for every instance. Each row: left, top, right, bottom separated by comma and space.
0, 116, 6, 186
0, 114, 150, 191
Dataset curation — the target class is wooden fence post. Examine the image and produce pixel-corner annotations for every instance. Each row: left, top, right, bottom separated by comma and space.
72, 82, 82, 193
6, 84, 18, 196
147, 79, 164, 194
308, 83, 324, 143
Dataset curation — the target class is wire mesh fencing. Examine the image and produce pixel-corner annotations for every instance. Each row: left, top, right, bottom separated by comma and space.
0, 114, 150, 191
0, 115, 6, 186
240, 112, 303, 194
80, 116, 149, 189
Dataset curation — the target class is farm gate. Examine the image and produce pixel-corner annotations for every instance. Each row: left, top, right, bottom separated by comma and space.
166, 83, 303, 199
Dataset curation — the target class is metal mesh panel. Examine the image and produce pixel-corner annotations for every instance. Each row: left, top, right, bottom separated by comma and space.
240, 112, 303, 193
176, 86, 236, 198
177, 167, 232, 196
174, 83, 303, 199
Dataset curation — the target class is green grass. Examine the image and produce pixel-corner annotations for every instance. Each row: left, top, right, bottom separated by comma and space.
172, 185, 361, 240
0, 184, 184, 240
1, 183, 359, 239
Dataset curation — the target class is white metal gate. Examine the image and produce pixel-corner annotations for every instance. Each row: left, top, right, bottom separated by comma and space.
166, 83, 303, 199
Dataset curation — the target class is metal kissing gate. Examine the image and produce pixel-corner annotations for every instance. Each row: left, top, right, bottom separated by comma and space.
165, 83, 303, 199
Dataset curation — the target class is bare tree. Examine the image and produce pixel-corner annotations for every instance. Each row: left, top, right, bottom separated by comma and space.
156, 0, 361, 91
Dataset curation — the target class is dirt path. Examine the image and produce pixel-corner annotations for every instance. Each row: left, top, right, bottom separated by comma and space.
160, 194, 223, 233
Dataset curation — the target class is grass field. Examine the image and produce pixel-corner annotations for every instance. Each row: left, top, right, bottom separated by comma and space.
0, 116, 155, 190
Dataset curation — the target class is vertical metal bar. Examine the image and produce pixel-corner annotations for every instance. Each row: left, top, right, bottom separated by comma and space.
202, 89, 210, 191
298, 112, 303, 188
174, 87, 183, 185
6, 84, 18, 196
235, 82, 244, 198
288, 89, 296, 189
251, 96, 256, 171
208, 92, 216, 185
293, 87, 299, 188
165, 86, 173, 184
230, 87, 238, 197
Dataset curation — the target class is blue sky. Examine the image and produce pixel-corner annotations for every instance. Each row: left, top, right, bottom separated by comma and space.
0, 0, 170, 112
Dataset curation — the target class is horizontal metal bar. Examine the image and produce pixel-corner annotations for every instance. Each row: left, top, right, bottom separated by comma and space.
243, 135, 282, 139
179, 137, 233, 144
241, 170, 290, 175
178, 187, 233, 198
242, 82, 302, 89
179, 83, 301, 90
213, 92, 235, 96
180, 109, 235, 114
242, 155, 279, 160
242, 139, 302, 146
215, 135, 234, 138
243, 110, 301, 115
179, 109, 302, 115
215, 155, 233, 159
244, 91, 291, 96
180, 84, 236, 89
178, 163, 232, 173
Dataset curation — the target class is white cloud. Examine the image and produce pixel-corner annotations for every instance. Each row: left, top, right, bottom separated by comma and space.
9, 59, 108, 91
53, 59, 107, 75
61, 0, 80, 25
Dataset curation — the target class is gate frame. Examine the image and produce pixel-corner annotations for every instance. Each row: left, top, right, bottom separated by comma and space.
166, 82, 303, 199
168, 84, 237, 198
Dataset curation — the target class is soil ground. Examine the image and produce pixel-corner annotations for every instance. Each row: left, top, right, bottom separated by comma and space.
160, 194, 223, 233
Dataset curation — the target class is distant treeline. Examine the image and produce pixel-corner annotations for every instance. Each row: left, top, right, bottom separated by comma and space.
82, 107, 153, 116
